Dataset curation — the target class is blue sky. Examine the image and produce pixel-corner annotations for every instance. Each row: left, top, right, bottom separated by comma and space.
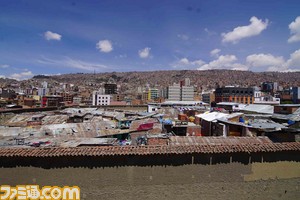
1, 0, 300, 80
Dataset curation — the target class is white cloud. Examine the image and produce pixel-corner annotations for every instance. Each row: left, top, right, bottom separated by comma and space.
210, 49, 221, 57
288, 16, 300, 43
38, 56, 109, 71
179, 58, 189, 65
172, 58, 205, 69
177, 34, 189, 40
245, 50, 300, 71
246, 53, 286, 71
222, 16, 268, 43
286, 49, 300, 69
204, 28, 217, 36
138, 47, 151, 58
198, 55, 246, 70
9, 71, 33, 80
0, 64, 9, 69
44, 31, 62, 41
195, 48, 300, 72
231, 63, 249, 71
96, 40, 113, 53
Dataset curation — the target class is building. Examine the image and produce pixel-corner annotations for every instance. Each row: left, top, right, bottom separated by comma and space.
180, 78, 191, 87
261, 82, 278, 93
142, 88, 159, 101
41, 95, 63, 107
24, 98, 36, 108
274, 104, 300, 114
292, 87, 300, 104
181, 86, 194, 101
55, 92, 74, 103
73, 97, 82, 105
215, 87, 254, 104
38, 88, 49, 97
165, 83, 194, 101
104, 83, 117, 94
149, 88, 159, 100
201, 91, 215, 105
112, 94, 125, 101
167, 83, 181, 101
0, 89, 16, 99
92, 91, 111, 106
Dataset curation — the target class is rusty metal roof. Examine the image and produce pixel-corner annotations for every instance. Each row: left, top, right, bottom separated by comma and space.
0, 141, 299, 157
169, 136, 273, 146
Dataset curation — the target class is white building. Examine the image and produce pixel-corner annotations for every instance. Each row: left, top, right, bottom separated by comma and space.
92, 91, 111, 106
165, 83, 194, 101
181, 86, 194, 101
167, 83, 181, 101
254, 89, 280, 105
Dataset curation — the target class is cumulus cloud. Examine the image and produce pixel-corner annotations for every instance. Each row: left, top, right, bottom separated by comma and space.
0, 64, 9, 69
38, 56, 109, 71
0, 75, 5, 79
138, 47, 151, 58
44, 31, 62, 41
195, 48, 300, 72
9, 71, 33, 80
288, 16, 300, 43
210, 49, 221, 57
172, 58, 205, 69
198, 55, 248, 70
171, 58, 205, 69
246, 53, 286, 71
222, 16, 268, 43
286, 49, 300, 69
246, 50, 300, 71
177, 34, 189, 40
96, 40, 113, 53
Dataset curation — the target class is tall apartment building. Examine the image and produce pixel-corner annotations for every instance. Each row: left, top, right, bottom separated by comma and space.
165, 83, 194, 101
215, 87, 254, 104
142, 88, 159, 101
167, 84, 181, 101
92, 91, 111, 106
181, 86, 194, 101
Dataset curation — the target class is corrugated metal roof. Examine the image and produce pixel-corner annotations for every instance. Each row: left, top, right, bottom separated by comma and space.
130, 119, 158, 131
272, 113, 300, 122
42, 115, 69, 125
221, 112, 244, 120
240, 104, 274, 114
195, 112, 228, 122
293, 107, 300, 115
217, 102, 240, 106
249, 119, 286, 130
60, 138, 118, 147
4, 115, 32, 127
169, 136, 273, 146
0, 142, 299, 157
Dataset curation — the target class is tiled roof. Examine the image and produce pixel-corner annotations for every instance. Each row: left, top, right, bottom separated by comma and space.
0, 142, 299, 157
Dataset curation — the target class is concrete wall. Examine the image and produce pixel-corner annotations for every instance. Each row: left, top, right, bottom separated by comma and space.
0, 152, 299, 200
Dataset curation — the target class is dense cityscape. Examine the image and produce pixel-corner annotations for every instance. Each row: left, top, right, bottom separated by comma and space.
1, 1, 300, 199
